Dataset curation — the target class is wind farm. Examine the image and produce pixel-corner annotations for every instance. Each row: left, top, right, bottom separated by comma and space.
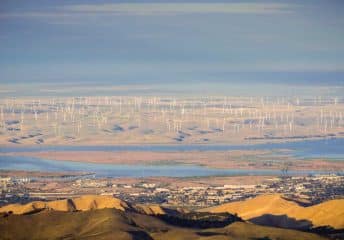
1, 95, 343, 146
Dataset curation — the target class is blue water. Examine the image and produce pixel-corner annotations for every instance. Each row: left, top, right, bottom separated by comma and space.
1, 138, 343, 159
0, 138, 342, 177
0, 155, 328, 178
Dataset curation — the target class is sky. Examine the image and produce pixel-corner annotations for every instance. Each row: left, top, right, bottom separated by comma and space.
0, 0, 344, 88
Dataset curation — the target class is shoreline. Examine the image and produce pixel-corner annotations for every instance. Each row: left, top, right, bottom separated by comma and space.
2, 150, 344, 172
1, 135, 343, 148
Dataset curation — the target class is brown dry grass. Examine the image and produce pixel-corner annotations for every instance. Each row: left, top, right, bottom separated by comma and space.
203, 194, 344, 229
0, 195, 129, 214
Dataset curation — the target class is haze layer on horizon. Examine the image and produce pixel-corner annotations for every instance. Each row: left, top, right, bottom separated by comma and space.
0, 0, 343, 95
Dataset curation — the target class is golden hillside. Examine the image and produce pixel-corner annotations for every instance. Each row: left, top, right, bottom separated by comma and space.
135, 204, 167, 215
0, 208, 328, 240
203, 194, 344, 229
0, 194, 340, 239
0, 195, 129, 214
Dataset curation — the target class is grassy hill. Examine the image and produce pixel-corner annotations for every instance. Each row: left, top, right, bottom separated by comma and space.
0, 195, 130, 214
202, 194, 344, 230
1, 194, 340, 239
0, 208, 328, 240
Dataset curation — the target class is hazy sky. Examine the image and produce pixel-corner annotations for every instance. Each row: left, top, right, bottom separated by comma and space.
0, 0, 343, 86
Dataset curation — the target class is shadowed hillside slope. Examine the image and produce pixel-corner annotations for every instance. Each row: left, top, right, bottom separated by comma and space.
135, 204, 167, 215
0, 208, 328, 240
203, 194, 344, 229
0, 208, 150, 240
